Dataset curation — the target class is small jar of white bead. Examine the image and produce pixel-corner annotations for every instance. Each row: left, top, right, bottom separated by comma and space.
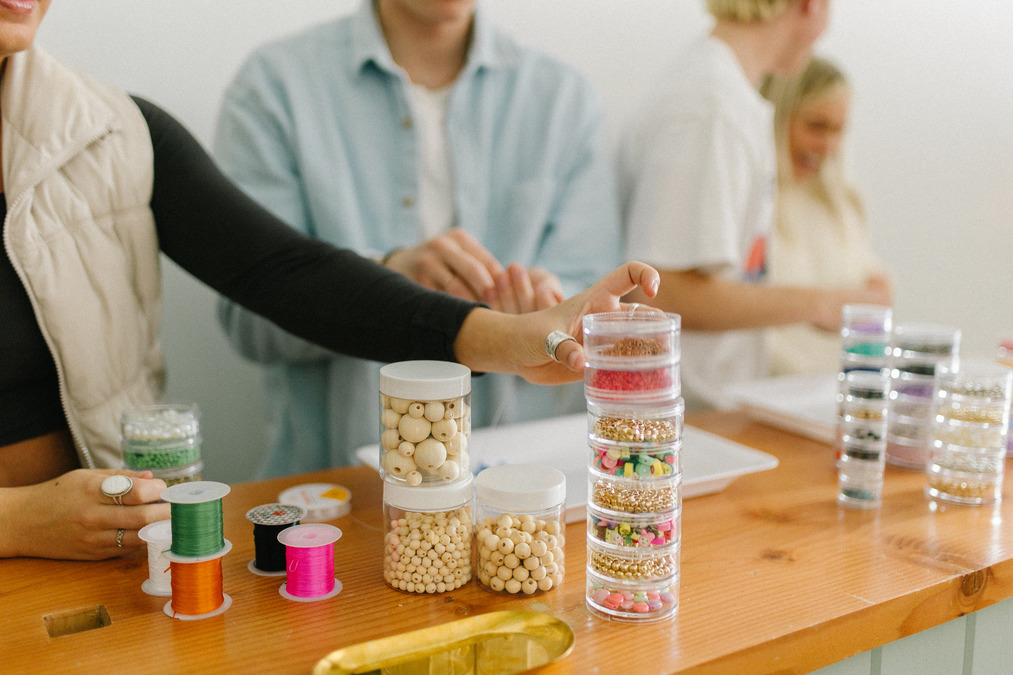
382, 476, 474, 594
379, 361, 471, 487
475, 464, 566, 596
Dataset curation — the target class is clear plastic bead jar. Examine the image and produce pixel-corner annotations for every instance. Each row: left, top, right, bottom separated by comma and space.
585, 541, 680, 623
379, 361, 471, 486
840, 304, 892, 375
837, 371, 890, 509
587, 503, 680, 551
886, 323, 961, 470
998, 338, 1013, 455
926, 361, 1013, 505
152, 460, 204, 487
587, 399, 685, 445
582, 311, 680, 404
588, 474, 680, 515
474, 464, 565, 596
382, 476, 473, 594
121, 403, 202, 472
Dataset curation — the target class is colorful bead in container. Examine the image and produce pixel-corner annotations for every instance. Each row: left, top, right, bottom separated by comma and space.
474, 464, 565, 596
379, 361, 471, 486
926, 360, 1012, 506
587, 399, 684, 480
839, 304, 892, 375
885, 323, 960, 471
382, 475, 473, 594
583, 311, 680, 404
121, 403, 202, 473
587, 503, 680, 551
837, 371, 890, 509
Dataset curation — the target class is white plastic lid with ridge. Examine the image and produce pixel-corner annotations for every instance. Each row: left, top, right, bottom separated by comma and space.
380, 360, 471, 401
475, 464, 566, 513
383, 473, 474, 511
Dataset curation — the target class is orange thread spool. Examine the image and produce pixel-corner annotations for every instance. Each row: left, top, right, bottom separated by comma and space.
169, 558, 224, 616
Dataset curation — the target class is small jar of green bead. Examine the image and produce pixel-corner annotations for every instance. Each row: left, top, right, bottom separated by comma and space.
121, 403, 202, 472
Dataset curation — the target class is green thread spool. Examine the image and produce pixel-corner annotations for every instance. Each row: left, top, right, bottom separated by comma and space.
162, 481, 231, 558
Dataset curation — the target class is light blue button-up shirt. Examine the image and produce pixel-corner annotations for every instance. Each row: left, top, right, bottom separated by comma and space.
213, 1, 621, 477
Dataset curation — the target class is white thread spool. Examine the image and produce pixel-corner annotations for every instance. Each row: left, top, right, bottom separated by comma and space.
138, 519, 173, 596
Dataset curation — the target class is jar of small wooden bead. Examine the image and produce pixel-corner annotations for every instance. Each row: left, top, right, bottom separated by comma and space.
474, 464, 565, 596
379, 361, 471, 487
382, 476, 473, 594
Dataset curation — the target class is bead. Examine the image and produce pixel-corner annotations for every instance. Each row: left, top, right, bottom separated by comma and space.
424, 401, 445, 422
398, 415, 431, 444
414, 438, 447, 471
397, 441, 415, 457
406, 471, 423, 486
431, 418, 458, 442
389, 397, 410, 414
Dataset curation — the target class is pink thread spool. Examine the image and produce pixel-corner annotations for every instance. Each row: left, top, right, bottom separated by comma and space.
277, 523, 343, 602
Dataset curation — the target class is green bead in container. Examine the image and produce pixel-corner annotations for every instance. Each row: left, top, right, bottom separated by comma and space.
121, 403, 202, 471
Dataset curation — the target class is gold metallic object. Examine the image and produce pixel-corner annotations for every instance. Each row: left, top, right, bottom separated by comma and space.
313, 610, 574, 675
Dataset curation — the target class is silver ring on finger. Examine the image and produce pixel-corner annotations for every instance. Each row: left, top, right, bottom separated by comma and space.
101, 475, 133, 506
116, 528, 125, 548
544, 330, 578, 363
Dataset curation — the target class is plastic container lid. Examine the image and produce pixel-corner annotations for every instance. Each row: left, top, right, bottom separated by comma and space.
383, 473, 474, 511
278, 483, 351, 522
476, 464, 566, 513
380, 361, 471, 400
891, 323, 961, 353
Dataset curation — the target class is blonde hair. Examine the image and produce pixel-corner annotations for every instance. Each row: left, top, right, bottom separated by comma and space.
706, 0, 793, 22
761, 56, 863, 221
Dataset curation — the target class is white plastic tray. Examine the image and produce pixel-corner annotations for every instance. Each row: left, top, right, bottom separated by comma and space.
355, 413, 777, 523
727, 372, 839, 445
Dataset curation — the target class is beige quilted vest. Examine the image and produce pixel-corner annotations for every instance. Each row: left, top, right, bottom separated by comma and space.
2, 45, 166, 469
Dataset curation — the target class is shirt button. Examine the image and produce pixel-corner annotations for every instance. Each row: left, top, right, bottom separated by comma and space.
401, 117, 412, 129
402, 196, 414, 208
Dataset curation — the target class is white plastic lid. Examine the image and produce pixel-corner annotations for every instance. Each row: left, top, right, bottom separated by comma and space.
278, 483, 351, 522
138, 519, 172, 545
380, 360, 471, 400
383, 473, 474, 511
161, 480, 230, 504
475, 464, 566, 513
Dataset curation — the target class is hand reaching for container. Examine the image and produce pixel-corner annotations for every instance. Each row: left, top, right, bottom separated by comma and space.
452, 261, 661, 385
0, 469, 170, 560
486, 263, 565, 315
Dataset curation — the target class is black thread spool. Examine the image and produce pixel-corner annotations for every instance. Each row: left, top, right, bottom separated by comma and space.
246, 503, 306, 576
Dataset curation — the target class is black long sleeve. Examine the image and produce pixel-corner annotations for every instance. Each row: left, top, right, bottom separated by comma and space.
134, 96, 478, 364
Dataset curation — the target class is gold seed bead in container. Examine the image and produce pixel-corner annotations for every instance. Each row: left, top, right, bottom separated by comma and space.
932, 426, 1005, 450
937, 405, 1005, 424
594, 417, 677, 443
940, 382, 1008, 399
846, 409, 885, 421
591, 480, 676, 513
588, 549, 676, 581
928, 475, 999, 500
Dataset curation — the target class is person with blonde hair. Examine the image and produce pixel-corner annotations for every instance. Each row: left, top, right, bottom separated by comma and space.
620, 0, 889, 412
761, 56, 892, 375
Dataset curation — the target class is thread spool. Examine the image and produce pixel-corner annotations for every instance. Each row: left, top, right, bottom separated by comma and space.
163, 481, 230, 557
277, 523, 343, 602
161, 480, 233, 620
246, 503, 306, 576
278, 483, 351, 522
138, 519, 172, 596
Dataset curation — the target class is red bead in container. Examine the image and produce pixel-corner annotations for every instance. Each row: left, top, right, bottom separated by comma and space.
583, 311, 680, 403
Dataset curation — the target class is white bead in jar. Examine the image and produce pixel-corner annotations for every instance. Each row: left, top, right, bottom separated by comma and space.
379, 361, 471, 486
474, 464, 566, 595
382, 476, 473, 594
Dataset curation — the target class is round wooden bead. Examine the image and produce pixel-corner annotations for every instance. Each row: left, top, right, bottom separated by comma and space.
424, 402, 445, 422
431, 418, 458, 442
398, 415, 431, 443
414, 438, 447, 471
389, 397, 411, 414
397, 441, 415, 457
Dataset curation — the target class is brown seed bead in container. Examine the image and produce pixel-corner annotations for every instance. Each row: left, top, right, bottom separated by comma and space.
382, 477, 473, 594
474, 465, 566, 595
590, 476, 678, 514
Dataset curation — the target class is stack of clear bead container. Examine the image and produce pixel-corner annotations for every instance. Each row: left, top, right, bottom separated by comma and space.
581, 311, 682, 622
837, 371, 891, 509
835, 305, 892, 465
926, 361, 1013, 506
886, 324, 960, 470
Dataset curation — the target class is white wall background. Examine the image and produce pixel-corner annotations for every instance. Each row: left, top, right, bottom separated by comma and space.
37, 1, 1013, 483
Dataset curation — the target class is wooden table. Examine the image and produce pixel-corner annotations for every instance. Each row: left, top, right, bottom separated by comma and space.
5, 411, 1013, 674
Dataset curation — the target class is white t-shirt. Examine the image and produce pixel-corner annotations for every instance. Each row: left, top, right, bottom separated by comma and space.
620, 35, 776, 412
408, 82, 456, 240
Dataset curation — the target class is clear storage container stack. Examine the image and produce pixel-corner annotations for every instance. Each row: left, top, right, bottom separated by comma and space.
837, 371, 891, 508
378, 361, 474, 595
885, 324, 960, 470
581, 311, 682, 622
121, 404, 203, 486
835, 306, 892, 465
